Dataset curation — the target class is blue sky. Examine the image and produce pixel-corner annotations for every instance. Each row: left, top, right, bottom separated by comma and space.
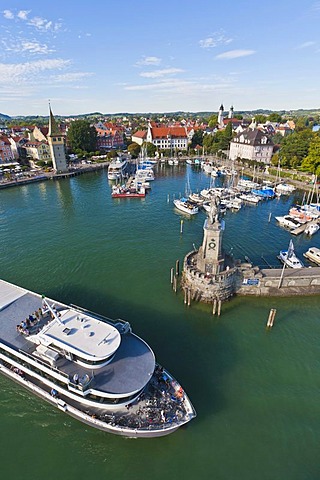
1, 1, 320, 116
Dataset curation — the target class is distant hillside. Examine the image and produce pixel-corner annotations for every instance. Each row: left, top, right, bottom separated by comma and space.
0, 113, 11, 120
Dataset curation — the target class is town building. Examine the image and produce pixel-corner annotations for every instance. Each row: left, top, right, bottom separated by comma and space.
145, 123, 189, 151
0, 135, 15, 163
229, 126, 274, 164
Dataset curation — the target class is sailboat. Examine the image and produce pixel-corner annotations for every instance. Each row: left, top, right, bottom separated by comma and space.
278, 239, 304, 268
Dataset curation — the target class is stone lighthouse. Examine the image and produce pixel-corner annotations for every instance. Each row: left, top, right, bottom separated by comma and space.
196, 198, 225, 275
182, 197, 239, 304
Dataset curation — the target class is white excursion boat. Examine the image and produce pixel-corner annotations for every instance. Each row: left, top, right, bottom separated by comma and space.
303, 247, 320, 265
108, 158, 129, 180
304, 222, 319, 236
0, 280, 196, 438
173, 198, 198, 215
278, 240, 304, 268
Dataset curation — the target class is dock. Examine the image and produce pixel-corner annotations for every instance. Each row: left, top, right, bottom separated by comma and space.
291, 218, 320, 235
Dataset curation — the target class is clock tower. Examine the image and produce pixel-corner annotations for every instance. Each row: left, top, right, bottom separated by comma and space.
47, 104, 68, 173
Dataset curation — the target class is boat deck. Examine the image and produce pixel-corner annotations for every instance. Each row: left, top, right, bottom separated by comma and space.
0, 280, 155, 396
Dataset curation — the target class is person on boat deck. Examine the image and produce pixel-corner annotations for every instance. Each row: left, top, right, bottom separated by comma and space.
73, 373, 79, 384
50, 389, 58, 398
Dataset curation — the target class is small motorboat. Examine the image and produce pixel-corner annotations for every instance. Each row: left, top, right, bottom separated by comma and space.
173, 198, 198, 215
278, 240, 304, 268
304, 222, 319, 236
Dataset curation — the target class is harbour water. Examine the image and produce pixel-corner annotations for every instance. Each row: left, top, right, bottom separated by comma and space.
1, 165, 320, 480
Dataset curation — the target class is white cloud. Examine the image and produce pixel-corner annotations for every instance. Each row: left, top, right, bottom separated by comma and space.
124, 76, 234, 94
21, 41, 54, 54
0, 58, 70, 84
53, 72, 94, 82
199, 31, 233, 49
140, 68, 184, 78
295, 41, 316, 49
3, 9, 14, 19
17, 10, 30, 20
136, 56, 161, 66
215, 49, 255, 60
28, 16, 62, 32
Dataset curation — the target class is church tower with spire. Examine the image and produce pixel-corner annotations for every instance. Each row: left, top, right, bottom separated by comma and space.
47, 105, 68, 173
228, 105, 234, 119
217, 104, 224, 128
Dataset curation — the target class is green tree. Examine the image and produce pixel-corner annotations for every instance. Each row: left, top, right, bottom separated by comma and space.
190, 129, 204, 148
145, 142, 156, 157
67, 120, 97, 152
128, 142, 141, 158
254, 114, 267, 124
301, 134, 320, 175
208, 115, 218, 128
267, 113, 282, 123
279, 130, 313, 168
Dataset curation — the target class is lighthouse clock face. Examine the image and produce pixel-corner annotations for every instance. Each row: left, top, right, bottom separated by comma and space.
208, 238, 216, 250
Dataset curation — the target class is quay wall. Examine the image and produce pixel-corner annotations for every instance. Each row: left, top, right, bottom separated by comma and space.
237, 265, 320, 297
182, 251, 320, 302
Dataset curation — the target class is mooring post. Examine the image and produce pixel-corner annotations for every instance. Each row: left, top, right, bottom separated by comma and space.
175, 259, 180, 276
173, 276, 177, 293
180, 219, 184, 234
187, 289, 191, 306
212, 298, 217, 315
217, 300, 222, 317
167, 193, 170, 203
266, 308, 277, 328
170, 267, 174, 284
184, 288, 187, 304
268, 212, 272, 222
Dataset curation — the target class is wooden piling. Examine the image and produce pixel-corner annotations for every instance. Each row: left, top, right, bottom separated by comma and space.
184, 288, 187, 304
175, 259, 180, 276
173, 276, 177, 293
170, 267, 174, 284
187, 289, 191, 306
266, 308, 277, 328
217, 300, 222, 317
180, 219, 184, 234
212, 298, 217, 315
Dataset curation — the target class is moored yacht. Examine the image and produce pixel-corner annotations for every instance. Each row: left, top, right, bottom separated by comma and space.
303, 247, 320, 265
0, 280, 196, 438
173, 198, 198, 215
108, 158, 129, 180
278, 240, 304, 268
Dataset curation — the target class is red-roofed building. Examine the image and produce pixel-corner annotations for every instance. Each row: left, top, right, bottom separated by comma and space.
0, 135, 14, 163
95, 126, 125, 150
131, 130, 147, 146
146, 123, 189, 150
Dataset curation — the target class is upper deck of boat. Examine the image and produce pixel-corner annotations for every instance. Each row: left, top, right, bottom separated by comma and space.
0, 280, 155, 395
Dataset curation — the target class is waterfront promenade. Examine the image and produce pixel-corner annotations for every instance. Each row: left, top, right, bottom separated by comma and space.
0, 162, 109, 190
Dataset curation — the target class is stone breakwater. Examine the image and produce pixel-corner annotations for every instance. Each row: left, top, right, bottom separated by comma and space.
182, 250, 320, 302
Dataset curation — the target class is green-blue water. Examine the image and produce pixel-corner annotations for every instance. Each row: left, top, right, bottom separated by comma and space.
1, 165, 320, 480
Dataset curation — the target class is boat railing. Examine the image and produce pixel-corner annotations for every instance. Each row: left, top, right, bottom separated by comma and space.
70, 304, 131, 333
19, 349, 70, 380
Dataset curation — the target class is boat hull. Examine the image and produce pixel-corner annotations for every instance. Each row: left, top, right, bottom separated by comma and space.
0, 363, 184, 438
